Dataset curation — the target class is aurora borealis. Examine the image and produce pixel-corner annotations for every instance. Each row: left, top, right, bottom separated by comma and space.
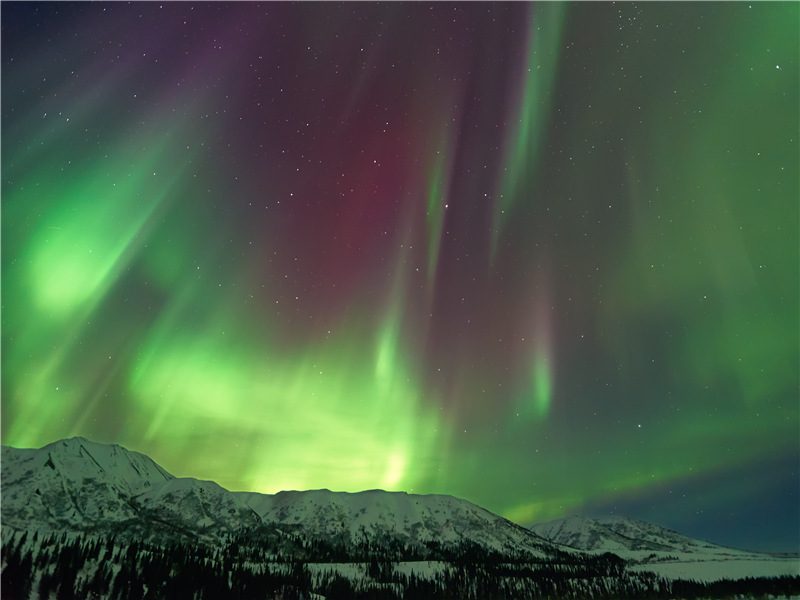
2, 1, 798, 553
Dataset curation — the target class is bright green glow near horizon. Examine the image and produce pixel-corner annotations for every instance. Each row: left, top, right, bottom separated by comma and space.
127, 293, 446, 494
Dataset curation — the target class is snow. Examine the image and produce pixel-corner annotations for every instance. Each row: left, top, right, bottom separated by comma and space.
532, 514, 799, 582
307, 561, 368, 581
233, 488, 553, 558
2, 438, 555, 560
631, 558, 800, 582
3, 436, 796, 592
531, 514, 741, 555
392, 560, 451, 579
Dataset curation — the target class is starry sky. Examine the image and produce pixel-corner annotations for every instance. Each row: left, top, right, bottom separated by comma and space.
2, 2, 798, 553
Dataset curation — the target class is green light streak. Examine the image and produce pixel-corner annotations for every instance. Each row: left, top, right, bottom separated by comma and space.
2, 120, 192, 449
425, 143, 450, 291
512, 348, 552, 424
28, 161, 166, 317
375, 311, 400, 392
491, 3, 566, 260
532, 350, 552, 418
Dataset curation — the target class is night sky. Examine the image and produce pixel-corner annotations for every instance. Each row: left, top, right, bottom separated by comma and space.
2, 2, 798, 553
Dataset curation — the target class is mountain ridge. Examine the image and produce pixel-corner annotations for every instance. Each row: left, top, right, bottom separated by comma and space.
1, 437, 559, 559
2, 437, 798, 599
2, 436, 788, 559
531, 513, 735, 554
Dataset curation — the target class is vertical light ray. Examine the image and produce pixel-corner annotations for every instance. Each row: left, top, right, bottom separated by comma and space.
423, 115, 460, 299
425, 152, 447, 290
512, 267, 555, 425
531, 349, 552, 419
491, 3, 567, 260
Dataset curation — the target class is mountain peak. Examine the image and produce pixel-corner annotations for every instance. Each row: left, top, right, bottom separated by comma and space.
1, 438, 556, 558
531, 514, 748, 557
42, 435, 114, 452
2, 436, 175, 532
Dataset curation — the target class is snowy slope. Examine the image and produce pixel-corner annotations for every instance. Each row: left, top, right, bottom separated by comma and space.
628, 558, 800, 583
531, 515, 800, 581
235, 488, 556, 557
134, 477, 263, 537
1, 438, 556, 558
532, 514, 759, 557
1, 437, 173, 531
4, 436, 796, 584
597, 515, 747, 555
531, 514, 646, 552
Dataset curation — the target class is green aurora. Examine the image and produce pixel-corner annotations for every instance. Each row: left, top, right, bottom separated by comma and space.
2, 2, 797, 552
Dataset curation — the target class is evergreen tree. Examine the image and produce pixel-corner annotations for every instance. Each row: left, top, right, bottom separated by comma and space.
38, 567, 56, 600
1, 541, 33, 600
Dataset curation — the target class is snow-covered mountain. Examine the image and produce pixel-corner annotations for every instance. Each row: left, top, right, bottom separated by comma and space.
2, 438, 798, 599
532, 514, 756, 556
1, 437, 174, 531
1, 437, 556, 558
236, 487, 556, 557
530, 514, 800, 583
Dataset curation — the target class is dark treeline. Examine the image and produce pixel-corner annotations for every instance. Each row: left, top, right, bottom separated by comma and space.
2, 528, 798, 600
